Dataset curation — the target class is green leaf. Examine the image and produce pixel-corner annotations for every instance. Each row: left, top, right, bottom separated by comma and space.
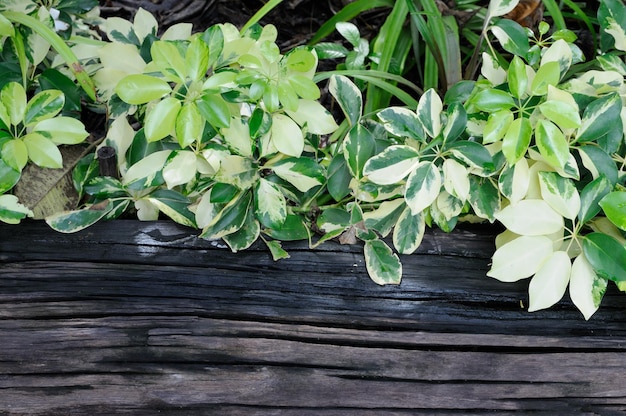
0, 158, 21, 193
579, 175, 612, 224
254, 178, 287, 229
578, 145, 619, 185
176, 102, 204, 148
599, 191, 626, 231
1, 82, 26, 125
502, 117, 532, 165
416, 88, 443, 138
377, 106, 424, 141
569, 254, 607, 320
33, 117, 89, 145
487, 235, 554, 282
327, 155, 351, 201
148, 189, 196, 227
0, 194, 32, 224
528, 251, 571, 312
483, 109, 514, 144
151, 40, 187, 83
530, 61, 560, 96
405, 161, 441, 215
265, 239, 290, 260
264, 214, 309, 241
539, 100, 581, 130
22, 133, 62, 168
329, 74, 362, 126
343, 124, 376, 179
85, 176, 127, 199
508, 56, 528, 99
197, 93, 231, 129
363, 145, 420, 185
577, 93, 622, 142
447, 141, 495, 174
145, 97, 181, 142
472, 88, 515, 112
23, 89, 64, 126
393, 206, 425, 255
538, 172, 580, 220
495, 199, 564, 236
271, 157, 326, 193
364, 238, 402, 285
223, 208, 261, 252
115, 74, 172, 105
186, 36, 210, 82
46, 200, 116, 233
583, 232, 626, 282
2, 139, 28, 171
200, 191, 252, 240
535, 119, 569, 170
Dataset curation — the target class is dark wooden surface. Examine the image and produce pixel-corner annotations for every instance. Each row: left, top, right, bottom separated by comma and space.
0, 220, 625, 415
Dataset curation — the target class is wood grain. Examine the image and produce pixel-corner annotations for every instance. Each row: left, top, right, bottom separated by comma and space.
0, 221, 625, 415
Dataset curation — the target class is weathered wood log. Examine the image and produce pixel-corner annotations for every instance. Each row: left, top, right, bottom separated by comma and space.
0, 220, 624, 415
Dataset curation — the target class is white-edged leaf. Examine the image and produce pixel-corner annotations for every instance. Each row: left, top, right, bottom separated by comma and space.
442, 158, 470, 202
405, 161, 441, 215
364, 239, 402, 285
528, 250, 571, 312
487, 235, 553, 282
329, 74, 362, 126
363, 145, 420, 185
416, 88, 443, 138
393, 207, 425, 255
494, 199, 564, 235
272, 157, 325, 192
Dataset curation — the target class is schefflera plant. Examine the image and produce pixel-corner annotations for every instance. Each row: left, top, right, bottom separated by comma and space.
0, 82, 88, 223
465, 10, 626, 319
314, 74, 495, 285
47, 15, 339, 258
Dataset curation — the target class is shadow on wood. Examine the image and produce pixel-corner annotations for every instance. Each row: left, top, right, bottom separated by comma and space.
0, 221, 625, 415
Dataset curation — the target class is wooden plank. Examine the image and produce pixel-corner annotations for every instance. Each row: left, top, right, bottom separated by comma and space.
0, 221, 625, 415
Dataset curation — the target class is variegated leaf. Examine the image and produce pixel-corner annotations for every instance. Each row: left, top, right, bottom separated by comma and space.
254, 178, 287, 229
364, 239, 402, 285
392, 206, 425, 255
569, 253, 607, 320
405, 161, 441, 215
363, 145, 420, 185
416, 88, 443, 138
538, 172, 580, 220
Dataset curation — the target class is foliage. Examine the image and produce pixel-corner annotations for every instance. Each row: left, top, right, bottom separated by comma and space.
0, 0, 624, 320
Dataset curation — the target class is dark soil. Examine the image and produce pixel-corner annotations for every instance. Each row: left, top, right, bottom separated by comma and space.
100, 0, 388, 50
